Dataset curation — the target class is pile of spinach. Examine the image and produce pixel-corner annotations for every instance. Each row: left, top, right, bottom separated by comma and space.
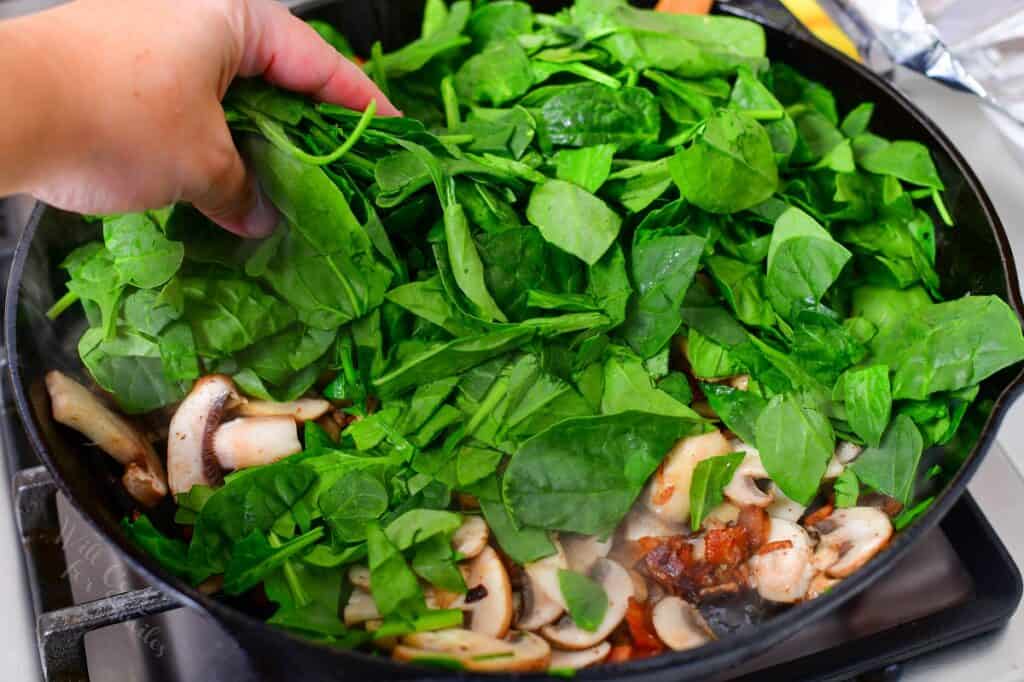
51, 0, 1024, 646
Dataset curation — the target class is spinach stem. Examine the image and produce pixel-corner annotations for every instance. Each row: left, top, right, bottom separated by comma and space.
369, 41, 390, 99
741, 109, 785, 121
464, 376, 509, 437
246, 100, 376, 167
441, 75, 461, 130
269, 531, 310, 608
932, 189, 954, 227
46, 290, 79, 319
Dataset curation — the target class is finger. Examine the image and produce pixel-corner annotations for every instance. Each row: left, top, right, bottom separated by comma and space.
238, 0, 401, 116
186, 125, 279, 238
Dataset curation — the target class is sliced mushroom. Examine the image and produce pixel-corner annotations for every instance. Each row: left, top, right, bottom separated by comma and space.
561, 534, 612, 574
644, 430, 732, 523
651, 596, 714, 651
394, 629, 551, 673
212, 417, 301, 470
767, 484, 806, 523
723, 447, 774, 508
464, 546, 513, 638
549, 642, 611, 669
452, 516, 489, 560
343, 588, 380, 626
812, 507, 893, 578
517, 541, 568, 631
627, 568, 649, 603
167, 375, 240, 495
541, 559, 633, 650
45, 371, 168, 507
835, 441, 863, 465
348, 565, 371, 591
618, 507, 683, 543
749, 518, 815, 603
234, 398, 330, 422
728, 374, 751, 391
824, 454, 845, 480
704, 502, 741, 526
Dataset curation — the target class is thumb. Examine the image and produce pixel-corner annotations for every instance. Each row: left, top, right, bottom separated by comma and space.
187, 129, 279, 239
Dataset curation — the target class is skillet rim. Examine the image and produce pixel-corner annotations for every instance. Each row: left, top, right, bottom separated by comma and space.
6, 17, 1024, 682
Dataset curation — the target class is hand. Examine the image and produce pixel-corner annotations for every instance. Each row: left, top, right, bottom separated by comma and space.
1, 0, 398, 237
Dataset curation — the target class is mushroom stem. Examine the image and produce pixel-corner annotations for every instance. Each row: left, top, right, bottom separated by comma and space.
45, 371, 168, 507
167, 375, 240, 495
212, 417, 301, 470
234, 398, 330, 422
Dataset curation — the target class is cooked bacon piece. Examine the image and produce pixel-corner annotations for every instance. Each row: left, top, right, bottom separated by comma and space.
607, 644, 633, 663
704, 526, 748, 565
625, 598, 665, 652
756, 539, 794, 556
737, 505, 770, 551
802, 501, 835, 528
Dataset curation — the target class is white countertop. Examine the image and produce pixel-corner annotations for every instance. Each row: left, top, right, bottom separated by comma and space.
2, 40, 1024, 682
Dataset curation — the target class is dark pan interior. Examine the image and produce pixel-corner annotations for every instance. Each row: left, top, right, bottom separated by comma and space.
6, 11, 1024, 682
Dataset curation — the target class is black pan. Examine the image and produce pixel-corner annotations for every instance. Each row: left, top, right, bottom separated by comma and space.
7, 7, 1024, 682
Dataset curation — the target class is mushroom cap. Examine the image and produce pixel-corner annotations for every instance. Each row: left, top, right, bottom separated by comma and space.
750, 518, 815, 603
394, 629, 551, 673
234, 398, 330, 422
766, 483, 806, 523
516, 540, 568, 631
464, 546, 513, 638
723, 447, 774, 508
167, 375, 239, 495
212, 416, 301, 470
651, 596, 713, 651
644, 430, 732, 523
452, 516, 489, 560
812, 507, 893, 578
348, 565, 371, 591
549, 641, 611, 669
541, 558, 633, 650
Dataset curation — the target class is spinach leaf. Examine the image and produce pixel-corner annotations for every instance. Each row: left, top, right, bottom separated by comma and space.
534, 84, 660, 150
669, 109, 778, 214
850, 414, 923, 504
503, 411, 703, 535
860, 140, 944, 189
687, 328, 743, 380
466, 1, 533, 49
842, 365, 892, 448
554, 144, 617, 193
366, 521, 424, 617
527, 180, 623, 266
621, 233, 704, 358
319, 470, 389, 543
689, 451, 746, 531
79, 328, 187, 413
701, 383, 766, 444
412, 534, 466, 593
766, 208, 851, 318
181, 277, 296, 356
601, 349, 701, 418
755, 394, 835, 504
52, 243, 124, 338
223, 527, 324, 595
558, 569, 608, 633
122, 516, 209, 584
455, 40, 534, 106
870, 296, 1024, 400
103, 213, 184, 289
833, 469, 860, 508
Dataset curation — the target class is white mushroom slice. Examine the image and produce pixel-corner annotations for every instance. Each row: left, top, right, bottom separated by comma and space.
348, 565, 371, 591
394, 629, 551, 673
234, 398, 330, 422
767, 484, 806, 523
812, 507, 893, 578
618, 507, 683, 543
45, 371, 168, 507
723, 449, 774, 508
541, 559, 633, 650
167, 375, 240, 495
627, 568, 649, 603
343, 588, 380, 626
517, 542, 568, 631
835, 441, 863, 465
728, 374, 750, 391
806, 572, 841, 599
750, 518, 815, 603
561, 534, 612, 574
464, 546, 513, 638
704, 502, 741, 526
549, 642, 611, 669
824, 454, 845, 480
452, 516, 489, 559
212, 417, 301, 470
644, 430, 732, 523
651, 596, 713, 651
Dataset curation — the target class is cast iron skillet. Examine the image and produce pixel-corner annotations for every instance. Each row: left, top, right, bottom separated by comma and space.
7, 10, 1024, 682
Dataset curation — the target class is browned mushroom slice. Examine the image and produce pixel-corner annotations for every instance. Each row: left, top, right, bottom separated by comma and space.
452, 516, 489, 560
393, 629, 551, 673
812, 507, 893, 578
463, 546, 513, 638
549, 641, 611, 669
749, 518, 815, 603
45, 371, 168, 507
516, 540, 568, 631
234, 398, 330, 422
212, 416, 301, 470
167, 375, 240, 495
644, 430, 732, 523
541, 559, 633, 650
723, 446, 774, 508
651, 596, 714, 651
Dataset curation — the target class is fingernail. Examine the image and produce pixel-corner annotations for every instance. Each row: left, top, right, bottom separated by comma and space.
241, 182, 279, 238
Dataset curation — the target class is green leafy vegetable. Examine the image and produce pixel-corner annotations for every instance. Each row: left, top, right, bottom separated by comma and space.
558, 569, 608, 632
689, 451, 746, 530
